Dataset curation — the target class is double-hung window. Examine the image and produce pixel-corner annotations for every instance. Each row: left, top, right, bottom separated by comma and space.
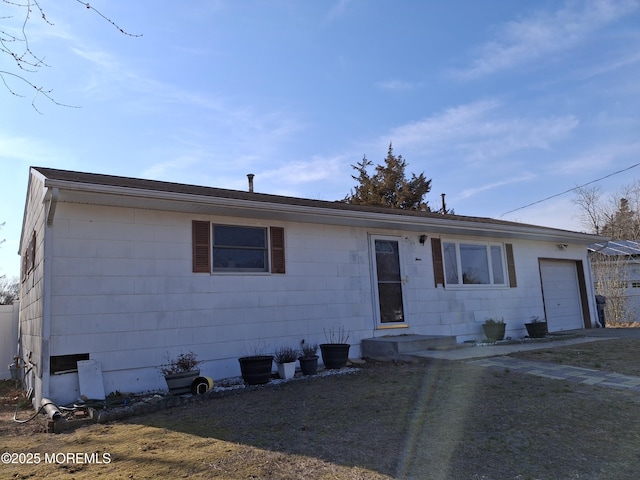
192, 221, 285, 274
442, 241, 508, 286
213, 225, 268, 272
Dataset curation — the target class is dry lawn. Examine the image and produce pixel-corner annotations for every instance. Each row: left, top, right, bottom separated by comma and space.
512, 338, 640, 376
1, 338, 640, 479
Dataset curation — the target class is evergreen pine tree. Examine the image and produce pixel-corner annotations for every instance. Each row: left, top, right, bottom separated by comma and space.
344, 144, 432, 211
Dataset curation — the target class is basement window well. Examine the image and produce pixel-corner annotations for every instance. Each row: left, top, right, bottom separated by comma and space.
50, 353, 90, 375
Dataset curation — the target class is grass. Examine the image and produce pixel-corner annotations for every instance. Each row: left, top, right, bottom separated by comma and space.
1, 338, 640, 479
512, 338, 640, 375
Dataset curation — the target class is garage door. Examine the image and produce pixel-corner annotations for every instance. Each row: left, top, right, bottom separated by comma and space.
539, 260, 585, 332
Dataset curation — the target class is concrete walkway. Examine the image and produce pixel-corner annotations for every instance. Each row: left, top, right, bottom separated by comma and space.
413, 328, 640, 393
408, 335, 608, 362
468, 357, 640, 392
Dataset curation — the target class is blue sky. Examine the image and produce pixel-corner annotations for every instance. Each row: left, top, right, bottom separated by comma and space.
1, 0, 640, 279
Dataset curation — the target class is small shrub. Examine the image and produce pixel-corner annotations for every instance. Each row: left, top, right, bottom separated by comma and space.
160, 351, 201, 375
299, 339, 318, 358
324, 326, 350, 343
274, 346, 298, 364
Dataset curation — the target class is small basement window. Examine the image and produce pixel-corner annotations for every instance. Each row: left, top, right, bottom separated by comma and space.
50, 353, 90, 375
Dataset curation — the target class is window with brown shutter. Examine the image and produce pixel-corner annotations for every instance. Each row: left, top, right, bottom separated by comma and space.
192, 221, 211, 273
270, 226, 285, 274
436, 238, 514, 287
431, 238, 445, 287
192, 221, 285, 274
30, 231, 36, 271
22, 231, 36, 282
506, 243, 517, 288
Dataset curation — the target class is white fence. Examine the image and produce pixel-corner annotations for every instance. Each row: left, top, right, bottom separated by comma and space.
0, 303, 19, 380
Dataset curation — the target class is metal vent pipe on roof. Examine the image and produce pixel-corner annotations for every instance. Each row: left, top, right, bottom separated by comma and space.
247, 173, 255, 193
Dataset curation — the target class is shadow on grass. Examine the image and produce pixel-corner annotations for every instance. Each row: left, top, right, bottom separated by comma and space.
122, 359, 640, 479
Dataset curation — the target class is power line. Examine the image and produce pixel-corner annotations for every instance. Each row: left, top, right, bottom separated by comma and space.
500, 161, 640, 217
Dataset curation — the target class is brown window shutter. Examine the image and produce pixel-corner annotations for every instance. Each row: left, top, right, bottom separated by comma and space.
431, 237, 445, 287
270, 227, 285, 274
192, 221, 211, 273
22, 250, 27, 282
30, 231, 36, 271
506, 243, 517, 288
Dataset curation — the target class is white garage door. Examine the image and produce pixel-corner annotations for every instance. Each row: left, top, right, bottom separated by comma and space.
540, 260, 584, 332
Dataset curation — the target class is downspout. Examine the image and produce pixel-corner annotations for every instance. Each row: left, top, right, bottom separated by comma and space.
46, 187, 58, 225
585, 249, 599, 328
41, 187, 57, 406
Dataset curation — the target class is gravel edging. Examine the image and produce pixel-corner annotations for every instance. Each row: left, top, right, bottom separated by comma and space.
46, 367, 362, 433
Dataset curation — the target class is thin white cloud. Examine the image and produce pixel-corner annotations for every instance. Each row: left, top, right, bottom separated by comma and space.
70, 42, 305, 187
578, 50, 640, 79
375, 80, 422, 92
260, 155, 346, 188
501, 196, 585, 231
326, 0, 355, 21
554, 142, 640, 175
387, 99, 501, 146
385, 99, 578, 162
459, 173, 537, 199
451, 0, 640, 79
0, 134, 70, 165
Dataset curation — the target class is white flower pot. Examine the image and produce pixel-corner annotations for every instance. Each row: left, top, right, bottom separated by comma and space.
277, 362, 296, 379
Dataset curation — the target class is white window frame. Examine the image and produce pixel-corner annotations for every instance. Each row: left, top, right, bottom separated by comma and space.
212, 224, 269, 273
442, 239, 508, 288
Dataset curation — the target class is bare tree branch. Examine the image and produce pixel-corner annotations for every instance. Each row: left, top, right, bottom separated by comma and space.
1, 0, 141, 111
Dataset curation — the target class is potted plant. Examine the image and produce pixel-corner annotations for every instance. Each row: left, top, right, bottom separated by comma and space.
298, 339, 319, 376
238, 343, 274, 385
320, 327, 350, 369
482, 318, 506, 342
525, 316, 548, 338
274, 345, 298, 379
160, 351, 201, 394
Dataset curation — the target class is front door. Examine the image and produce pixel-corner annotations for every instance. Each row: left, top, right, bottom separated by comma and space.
372, 237, 406, 325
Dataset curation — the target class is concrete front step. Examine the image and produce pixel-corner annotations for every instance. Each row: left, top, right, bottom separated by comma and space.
361, 334, 457, 361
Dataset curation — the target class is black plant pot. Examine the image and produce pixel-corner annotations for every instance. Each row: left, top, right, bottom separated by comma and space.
320, 343, 350, 369
525, 322, 548, 338
298, 356, 319, 376
238, 355, 274, 385
482, 323, 506, 342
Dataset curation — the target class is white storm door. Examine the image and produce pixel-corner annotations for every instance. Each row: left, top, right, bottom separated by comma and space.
372, 237, 406, 325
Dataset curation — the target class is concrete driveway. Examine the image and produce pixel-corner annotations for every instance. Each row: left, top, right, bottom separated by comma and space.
410, 327, 640, 361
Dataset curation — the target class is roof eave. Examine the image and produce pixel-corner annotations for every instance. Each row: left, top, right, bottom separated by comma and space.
44, 178, 606, 244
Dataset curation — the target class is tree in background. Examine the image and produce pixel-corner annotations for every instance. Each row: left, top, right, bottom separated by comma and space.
0, 276, 18, 305
0, 222, 17, 304
1, 0, 140, 112
574, 182, 640, 239
574, 181, 640, 325
344, 144, 432, 211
